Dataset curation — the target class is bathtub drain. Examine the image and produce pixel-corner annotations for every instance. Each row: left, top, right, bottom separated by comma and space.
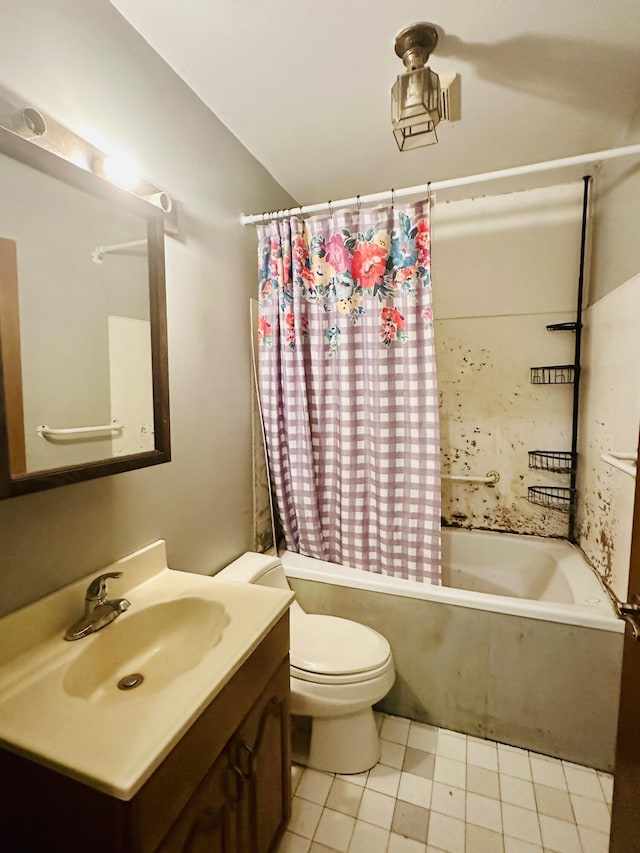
118, 673, 144, 690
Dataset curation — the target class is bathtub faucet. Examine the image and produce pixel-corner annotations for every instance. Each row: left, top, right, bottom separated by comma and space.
64, 572, 130, 641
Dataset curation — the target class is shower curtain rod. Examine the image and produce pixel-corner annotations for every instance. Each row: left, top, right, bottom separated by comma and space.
241, 142, 640, 225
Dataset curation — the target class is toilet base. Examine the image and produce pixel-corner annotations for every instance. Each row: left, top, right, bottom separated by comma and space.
293, 707, 381, 775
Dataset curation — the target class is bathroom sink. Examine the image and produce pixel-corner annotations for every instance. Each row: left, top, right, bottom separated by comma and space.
63, 597, 230, 703
0, 540, 294, 799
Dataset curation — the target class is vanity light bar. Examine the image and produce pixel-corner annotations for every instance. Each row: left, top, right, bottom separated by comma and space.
0, 85, 178, 235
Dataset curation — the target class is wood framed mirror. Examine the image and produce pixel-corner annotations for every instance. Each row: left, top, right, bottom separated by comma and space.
0, 125, 170, 498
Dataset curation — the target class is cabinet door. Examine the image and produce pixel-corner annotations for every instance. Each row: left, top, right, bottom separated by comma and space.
157, 746, 243, 853
234, 660, 291, 853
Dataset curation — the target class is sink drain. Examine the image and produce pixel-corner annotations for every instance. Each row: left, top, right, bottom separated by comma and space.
118, 673, 144, 690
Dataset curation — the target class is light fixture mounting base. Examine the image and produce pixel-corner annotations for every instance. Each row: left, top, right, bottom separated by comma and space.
394, 23, 439, 69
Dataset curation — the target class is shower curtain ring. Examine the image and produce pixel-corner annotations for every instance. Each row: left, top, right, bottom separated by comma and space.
328, 200, 334, 219
391, 188, 395, 211
356, 194, 361, 213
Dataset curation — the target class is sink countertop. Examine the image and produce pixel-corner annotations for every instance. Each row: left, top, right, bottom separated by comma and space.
0, 541, 293, 800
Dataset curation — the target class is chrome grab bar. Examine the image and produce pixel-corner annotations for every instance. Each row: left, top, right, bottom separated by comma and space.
442, 471, 500, 485
601, 451, 637, 478
37, 420, 123, 438
91, 238, 147, 264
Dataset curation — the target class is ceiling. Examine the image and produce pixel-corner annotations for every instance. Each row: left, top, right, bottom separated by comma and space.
110, 0, 640, 208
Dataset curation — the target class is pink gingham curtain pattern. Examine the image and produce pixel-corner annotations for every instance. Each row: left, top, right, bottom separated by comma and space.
257, 200, 441, 583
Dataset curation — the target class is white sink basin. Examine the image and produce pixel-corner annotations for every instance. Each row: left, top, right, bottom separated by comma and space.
63, 597, 230, 703
0, 541, 293, 800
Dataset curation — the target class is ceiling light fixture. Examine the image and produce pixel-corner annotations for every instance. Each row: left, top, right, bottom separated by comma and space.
391, 22, 442, 151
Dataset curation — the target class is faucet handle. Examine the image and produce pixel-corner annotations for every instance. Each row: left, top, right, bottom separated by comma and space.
86, 571, 123, 601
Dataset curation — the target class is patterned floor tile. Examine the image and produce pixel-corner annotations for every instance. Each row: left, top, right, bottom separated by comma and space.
285, 720, 612, 853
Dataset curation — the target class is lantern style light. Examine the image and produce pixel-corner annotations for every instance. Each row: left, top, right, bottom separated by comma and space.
391, 23, 442, 151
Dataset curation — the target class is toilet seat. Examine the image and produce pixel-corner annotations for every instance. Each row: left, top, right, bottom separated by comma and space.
291, 656, 393, 685
290, 613, 392, 684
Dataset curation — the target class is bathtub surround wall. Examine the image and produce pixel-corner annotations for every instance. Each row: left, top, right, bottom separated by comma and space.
433, 183, 584, 536
0, 1, 295, 618
431, 163, 640, 599
576, 275, 640, 601
577, 160, 640, 599
574, 160, 640, 601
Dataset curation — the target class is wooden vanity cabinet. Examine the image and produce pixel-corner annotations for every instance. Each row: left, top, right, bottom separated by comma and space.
0, 613, 291, 853
157, 660, 290, 853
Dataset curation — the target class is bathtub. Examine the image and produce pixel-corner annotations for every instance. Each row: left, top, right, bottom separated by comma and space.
281, 528, 624, 771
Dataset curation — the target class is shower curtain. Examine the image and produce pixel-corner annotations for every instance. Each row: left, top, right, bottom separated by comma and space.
257, 199, 441, 583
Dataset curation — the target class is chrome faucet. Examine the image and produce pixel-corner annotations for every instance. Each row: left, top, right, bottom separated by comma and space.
64, 571, 131, 641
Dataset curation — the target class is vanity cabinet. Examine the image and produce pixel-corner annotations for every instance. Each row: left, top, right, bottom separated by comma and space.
0, 613, 291, 853
158, 661, 290, 853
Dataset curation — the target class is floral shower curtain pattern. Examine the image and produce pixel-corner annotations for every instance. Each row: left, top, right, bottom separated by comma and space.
257, 199, 441, 583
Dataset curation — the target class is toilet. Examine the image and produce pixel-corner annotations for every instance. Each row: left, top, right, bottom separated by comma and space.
215, 552, 395, 774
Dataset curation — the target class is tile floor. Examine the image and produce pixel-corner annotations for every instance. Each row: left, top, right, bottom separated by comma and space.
279, 713, 613, 853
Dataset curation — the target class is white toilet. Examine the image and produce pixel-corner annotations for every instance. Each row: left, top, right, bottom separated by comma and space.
215, 552, 395, 774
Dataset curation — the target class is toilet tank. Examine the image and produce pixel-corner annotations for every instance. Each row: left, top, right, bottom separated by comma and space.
215, 552, 290, 591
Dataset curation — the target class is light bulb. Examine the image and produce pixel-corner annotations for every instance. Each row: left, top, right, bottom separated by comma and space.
100, 154, 141, 190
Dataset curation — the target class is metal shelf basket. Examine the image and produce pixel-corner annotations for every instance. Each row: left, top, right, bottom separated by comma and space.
530, 365, 575, 385
528, 451, 575, 473
546, 322, 578, 332
527, 485, 575, 512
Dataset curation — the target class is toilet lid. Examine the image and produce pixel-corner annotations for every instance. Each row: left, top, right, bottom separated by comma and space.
290, 613, 391, 677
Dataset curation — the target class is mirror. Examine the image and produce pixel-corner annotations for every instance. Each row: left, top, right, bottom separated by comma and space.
0, 125, 170, 498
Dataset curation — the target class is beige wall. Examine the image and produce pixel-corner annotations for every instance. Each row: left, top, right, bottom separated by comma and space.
0, 0, 294, 618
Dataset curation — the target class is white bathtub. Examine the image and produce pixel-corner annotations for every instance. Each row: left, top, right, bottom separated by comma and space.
281, 528, 623, 770
282, 528, 622, 632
